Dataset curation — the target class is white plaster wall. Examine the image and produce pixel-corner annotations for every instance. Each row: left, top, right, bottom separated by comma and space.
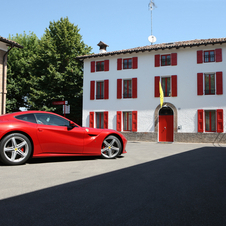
0, 42, 8, 51
83, 43, 226, 133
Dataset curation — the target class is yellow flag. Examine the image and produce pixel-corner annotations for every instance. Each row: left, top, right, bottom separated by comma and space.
159, 81, 164, 108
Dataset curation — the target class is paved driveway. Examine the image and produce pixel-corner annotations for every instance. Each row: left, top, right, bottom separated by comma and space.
0, 142, 226, 225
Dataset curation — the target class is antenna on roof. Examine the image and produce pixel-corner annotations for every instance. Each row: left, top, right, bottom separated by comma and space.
148, 0, 157, 45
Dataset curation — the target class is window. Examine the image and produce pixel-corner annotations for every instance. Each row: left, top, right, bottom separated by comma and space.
205, 74, 215, 95
155, 76, 177, 97
123, 112, 132, 131
96, 61, 105, 71
117, 111, 137, 132
197, 109, 223, 133
155, 53, 177, 67
161, 55, 171, 66
117, 78, 137, 99
197, 49, 222, 64
161, 77, 171, 96
89, 111, 108, 128
204, 51, 215, 62
123, 80, 132, 98
15, 114, 36, 123
96, 81, 104, 99
197, 72, 223, 95
91, 60, 109, 72
90, 80, 109, 100
205, 110, 216, 132
35, 113, 72, 127
117, 57, 138, 70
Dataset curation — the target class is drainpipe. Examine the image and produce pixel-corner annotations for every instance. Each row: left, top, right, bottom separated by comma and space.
2, 45, 14, 115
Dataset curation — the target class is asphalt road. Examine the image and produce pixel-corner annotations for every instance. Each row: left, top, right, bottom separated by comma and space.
0, 142, 226, 226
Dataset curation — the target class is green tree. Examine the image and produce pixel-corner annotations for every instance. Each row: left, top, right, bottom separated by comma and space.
29, 17, 92, 124
6, 32, 39, 112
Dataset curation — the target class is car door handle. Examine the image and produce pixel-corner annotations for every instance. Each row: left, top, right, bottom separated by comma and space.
38, 128, 43, 132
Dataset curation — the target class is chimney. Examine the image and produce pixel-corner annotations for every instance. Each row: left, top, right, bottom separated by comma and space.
97, 41, 109, 53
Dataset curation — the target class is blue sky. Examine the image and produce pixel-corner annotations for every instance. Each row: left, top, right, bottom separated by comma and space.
1, 0, 225, 53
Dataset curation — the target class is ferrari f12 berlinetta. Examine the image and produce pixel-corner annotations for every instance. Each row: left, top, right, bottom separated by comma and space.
0, 111, 127, 165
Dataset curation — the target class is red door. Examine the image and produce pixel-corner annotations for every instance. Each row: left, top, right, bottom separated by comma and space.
159, 107, 174, 142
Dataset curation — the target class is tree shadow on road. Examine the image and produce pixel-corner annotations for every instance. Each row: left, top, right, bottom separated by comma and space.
0, 146, 226, 226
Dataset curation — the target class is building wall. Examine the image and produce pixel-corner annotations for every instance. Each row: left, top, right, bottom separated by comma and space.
82, 43, 226, 142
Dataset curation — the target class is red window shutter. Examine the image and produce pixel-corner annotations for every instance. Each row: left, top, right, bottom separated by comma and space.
197, 50, 203, 64
216, 71, 223, 95
117, 79, 122, 99
117, 58, 122, 70
104, 111, 108, 129
171, 53, 177, 66
215, 49, 222, 62
132, 111, 137, 132
155, 76, 160, 97
132, 78, 137, 98
155, 55, 160, 67
89, 112, 94, 128
197, 109, 204, 132
217, 109, 224, 133
132, 57, 138, 69
90, 81, 95, 100
91, 61, 95, 73
104, 80, 109, 99
197, 73, 203, 95
171, 75, 177, 97
116, 111, 122, 131
104, 60, 109, 71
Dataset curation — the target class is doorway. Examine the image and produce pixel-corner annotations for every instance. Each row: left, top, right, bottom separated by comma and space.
159, 107, 174, 142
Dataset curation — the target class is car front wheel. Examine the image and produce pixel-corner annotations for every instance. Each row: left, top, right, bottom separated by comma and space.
101, 135, 122, 159
0, 133, 32, 165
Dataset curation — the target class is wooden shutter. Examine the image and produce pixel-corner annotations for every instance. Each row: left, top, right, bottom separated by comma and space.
89, 112, 94, 128
197, 73, 203, 95
171, 53, 177, 66
90, 81, 95, 100
217, 109, 224, 133
155, 54, 160, 67
104, 80, 109, 99
132, 78, 137, 98
197, 109, 204, 132
132, 111, 137, 132
155, 76, 160, 97
171, 75, 177, 97
104, 111, 108, 129
132, 57, 138, 69
117, 79, 122, 99
116, 111, 122, 131
91, 61, 95, 73
117, 58, 122, 70
215, 49, 222, 62
104, 60, 109, 71
216, 71, 223, 95
197, 50, 203, 64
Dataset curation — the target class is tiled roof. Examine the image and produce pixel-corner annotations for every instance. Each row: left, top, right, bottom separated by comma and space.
77, 37, 226, 60
0, 36, 23, 49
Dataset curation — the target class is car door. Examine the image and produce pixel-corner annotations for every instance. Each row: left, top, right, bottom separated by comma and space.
35, 113, 84, 154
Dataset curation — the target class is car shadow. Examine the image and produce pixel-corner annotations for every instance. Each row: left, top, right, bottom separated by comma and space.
0, 146, 226, 226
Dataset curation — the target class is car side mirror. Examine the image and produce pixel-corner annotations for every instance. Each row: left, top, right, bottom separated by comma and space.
68, 121, 76, 130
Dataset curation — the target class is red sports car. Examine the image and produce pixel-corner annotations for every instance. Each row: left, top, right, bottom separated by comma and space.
0, 111, 127, 165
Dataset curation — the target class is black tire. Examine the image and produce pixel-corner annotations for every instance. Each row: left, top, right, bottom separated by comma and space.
101, 135, 122, 159
0, 133, 32, 165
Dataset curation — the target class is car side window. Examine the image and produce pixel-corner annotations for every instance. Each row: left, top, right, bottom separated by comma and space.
35, 113, 70, 127
15, 114, 37, 123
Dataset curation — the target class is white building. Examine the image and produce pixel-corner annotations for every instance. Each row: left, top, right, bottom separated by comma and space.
77, 38, 226, 143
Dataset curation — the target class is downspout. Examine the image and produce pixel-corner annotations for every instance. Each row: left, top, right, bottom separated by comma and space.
2, 45, 14, 115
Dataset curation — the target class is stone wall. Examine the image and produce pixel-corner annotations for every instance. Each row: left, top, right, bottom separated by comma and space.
122, 132, 226, 143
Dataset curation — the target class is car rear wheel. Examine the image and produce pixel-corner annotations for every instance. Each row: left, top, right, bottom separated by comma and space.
0, 133, 32, 165
101, 135, 122, 159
